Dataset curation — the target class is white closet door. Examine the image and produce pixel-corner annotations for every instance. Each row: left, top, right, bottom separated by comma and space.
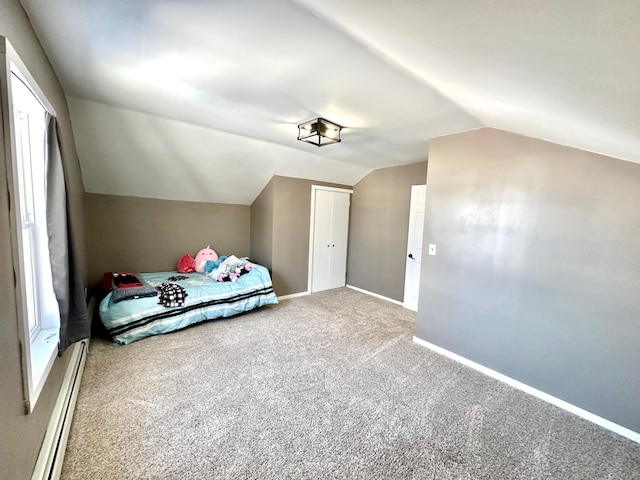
312, 189, 334, 292
328, 191, 350, 289
311, 188, 351, 293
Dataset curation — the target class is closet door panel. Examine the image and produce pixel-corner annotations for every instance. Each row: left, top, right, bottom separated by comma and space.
328, 191, 350, 289
312, 189, 333, 292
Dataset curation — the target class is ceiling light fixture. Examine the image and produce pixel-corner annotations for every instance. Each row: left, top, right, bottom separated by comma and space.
297, 117, 342, 147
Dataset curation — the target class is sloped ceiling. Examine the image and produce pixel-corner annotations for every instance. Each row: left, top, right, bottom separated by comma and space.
20, 0, 640, 205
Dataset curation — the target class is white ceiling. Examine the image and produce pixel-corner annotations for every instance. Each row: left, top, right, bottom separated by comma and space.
20, 0, 640, 205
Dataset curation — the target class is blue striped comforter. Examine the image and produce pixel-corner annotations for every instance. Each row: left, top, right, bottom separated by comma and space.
99, 264, 278, 345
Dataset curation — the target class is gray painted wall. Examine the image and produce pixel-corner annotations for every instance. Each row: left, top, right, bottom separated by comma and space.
0, 2, 87, 477
86, 193, 250, 287
251, 175, 349, 296
249, 177, 274, 272
416, 127, 640, 432
272, 176, 342, 296
347, 162, 427, 301
87, 174, 350, 299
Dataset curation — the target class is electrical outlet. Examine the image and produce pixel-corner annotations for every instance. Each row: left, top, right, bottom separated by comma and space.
428, 244, 436, 256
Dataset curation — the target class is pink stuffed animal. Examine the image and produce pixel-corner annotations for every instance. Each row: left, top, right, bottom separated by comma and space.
195, 246, 218, 273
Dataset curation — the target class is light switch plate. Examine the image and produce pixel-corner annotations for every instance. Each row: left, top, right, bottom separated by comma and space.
428, 244, 436, 256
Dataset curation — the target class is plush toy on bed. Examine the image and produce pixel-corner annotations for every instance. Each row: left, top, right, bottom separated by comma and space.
177, 254, 196, 274
195, 246, 219, 273
203, 255, 228, 274
205, 255, 253, 282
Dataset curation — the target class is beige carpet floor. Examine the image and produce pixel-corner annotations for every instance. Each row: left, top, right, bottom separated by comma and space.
62, 288, 640, 479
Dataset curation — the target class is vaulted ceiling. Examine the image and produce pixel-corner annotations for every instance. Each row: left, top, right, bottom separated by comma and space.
20, 0, 640, 205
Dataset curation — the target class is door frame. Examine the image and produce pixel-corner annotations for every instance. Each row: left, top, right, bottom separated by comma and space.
307, 185, 354, 294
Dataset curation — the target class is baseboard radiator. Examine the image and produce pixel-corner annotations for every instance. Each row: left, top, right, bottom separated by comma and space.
31, 298, 93, 480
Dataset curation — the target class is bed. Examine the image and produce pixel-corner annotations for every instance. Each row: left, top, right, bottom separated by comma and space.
99, 261, 278, 345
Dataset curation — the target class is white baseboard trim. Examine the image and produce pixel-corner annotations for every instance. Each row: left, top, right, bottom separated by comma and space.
413, 336, 640, 445
346, 285, 404, 306
32, 299, 94, 480
277, 291, 310, 301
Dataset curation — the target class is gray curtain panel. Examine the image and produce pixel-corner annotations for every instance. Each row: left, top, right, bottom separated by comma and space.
46, 115, 89, 353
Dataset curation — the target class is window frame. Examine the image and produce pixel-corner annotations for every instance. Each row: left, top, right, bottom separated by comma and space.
1, 38, 60, 413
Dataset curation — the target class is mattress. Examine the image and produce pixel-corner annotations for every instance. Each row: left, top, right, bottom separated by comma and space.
99, 263, 278, 345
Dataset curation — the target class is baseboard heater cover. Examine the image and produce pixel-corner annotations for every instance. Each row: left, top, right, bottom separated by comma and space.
32, 300, 93, 480
413, 336, 640, 445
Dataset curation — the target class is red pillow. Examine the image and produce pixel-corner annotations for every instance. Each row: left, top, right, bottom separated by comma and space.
177, 254, 196, 273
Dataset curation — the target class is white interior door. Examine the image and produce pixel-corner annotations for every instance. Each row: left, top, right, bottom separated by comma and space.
403, 185, 426, 311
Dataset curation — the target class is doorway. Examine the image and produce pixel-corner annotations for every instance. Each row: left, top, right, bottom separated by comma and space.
403, 184, 426, 311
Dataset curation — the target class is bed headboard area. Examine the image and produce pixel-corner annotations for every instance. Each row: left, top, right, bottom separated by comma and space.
85, 193, 250, 288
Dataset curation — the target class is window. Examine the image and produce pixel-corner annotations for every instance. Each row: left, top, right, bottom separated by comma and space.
8, 55, 60, 412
